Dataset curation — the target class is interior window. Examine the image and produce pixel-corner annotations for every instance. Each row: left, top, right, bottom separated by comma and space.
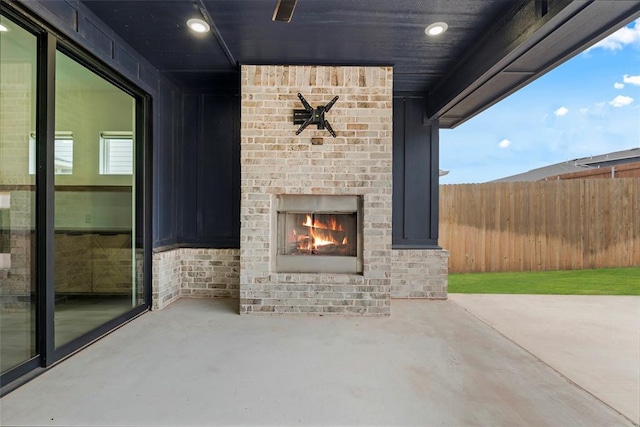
28, 132, 73, 175
99, 132, 133, 175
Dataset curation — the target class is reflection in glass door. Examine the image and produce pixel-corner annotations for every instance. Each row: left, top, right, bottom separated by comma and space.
0, 15, 38, 374
1, 4, 149, 389
53, 50, 140, 347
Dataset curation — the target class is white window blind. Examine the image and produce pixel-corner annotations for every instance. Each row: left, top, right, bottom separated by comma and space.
100, 132, 133, 175
29, 132, 74, 175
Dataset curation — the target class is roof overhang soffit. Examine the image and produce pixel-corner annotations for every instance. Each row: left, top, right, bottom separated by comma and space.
430, 0, 640, 128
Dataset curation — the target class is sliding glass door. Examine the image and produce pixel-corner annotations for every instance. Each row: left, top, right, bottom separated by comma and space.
53, 50, 141, 348
0, 6, 150, 389
0, 12, 38, 374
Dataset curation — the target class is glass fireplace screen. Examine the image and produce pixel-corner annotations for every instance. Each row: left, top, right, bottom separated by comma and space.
278, 212, 357, 257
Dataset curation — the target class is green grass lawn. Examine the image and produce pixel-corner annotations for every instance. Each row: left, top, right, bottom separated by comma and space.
448, 267, 640, 295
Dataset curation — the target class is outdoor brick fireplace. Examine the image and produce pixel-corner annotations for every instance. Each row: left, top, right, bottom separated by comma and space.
275, 195, 362, 274
150, 64, 448, 313
240, 65, 393, 315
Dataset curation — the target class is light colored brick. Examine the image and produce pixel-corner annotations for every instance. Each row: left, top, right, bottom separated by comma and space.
240, 65, 393, 316
152, 248, 240, 309
391, 250, 449, 299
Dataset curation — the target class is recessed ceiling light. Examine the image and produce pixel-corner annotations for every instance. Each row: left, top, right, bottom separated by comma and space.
0, 24, 9, 32
425, 22, 448, 36
187, 18, 210, 33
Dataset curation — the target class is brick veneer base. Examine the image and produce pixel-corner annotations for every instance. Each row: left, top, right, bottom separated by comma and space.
151, 247, 448, 311
152, 248, 240, 310
391, 250, 449, 299
152, 250, 181, 310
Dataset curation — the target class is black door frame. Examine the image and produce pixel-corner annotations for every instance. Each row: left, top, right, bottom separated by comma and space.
0, 0, 152, 393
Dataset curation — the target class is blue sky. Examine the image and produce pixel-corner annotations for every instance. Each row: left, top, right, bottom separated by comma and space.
440, 18, 640, 184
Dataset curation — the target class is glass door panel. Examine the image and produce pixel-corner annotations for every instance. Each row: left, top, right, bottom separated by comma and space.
0, 15, 38, 373
54, 50, 140, 347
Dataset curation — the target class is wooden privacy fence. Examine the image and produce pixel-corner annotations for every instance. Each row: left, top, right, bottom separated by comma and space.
439, 178, 640, 273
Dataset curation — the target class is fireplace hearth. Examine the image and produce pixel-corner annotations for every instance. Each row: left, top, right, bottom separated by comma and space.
275, 195, 363, 274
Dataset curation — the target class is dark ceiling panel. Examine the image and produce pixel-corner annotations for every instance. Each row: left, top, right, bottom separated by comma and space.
80, 0, 640, 125
83, 1, 232, 72
83, 0, 517, 92
204, 0, 515, 76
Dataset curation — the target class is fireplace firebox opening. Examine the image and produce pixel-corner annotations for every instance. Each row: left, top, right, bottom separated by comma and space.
274, 195, 363, 274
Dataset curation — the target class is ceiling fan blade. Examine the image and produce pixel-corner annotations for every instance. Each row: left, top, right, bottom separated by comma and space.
272, 0, 298, 23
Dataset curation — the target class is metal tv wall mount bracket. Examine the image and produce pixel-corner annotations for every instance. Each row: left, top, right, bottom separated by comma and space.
293, 93, 339, 138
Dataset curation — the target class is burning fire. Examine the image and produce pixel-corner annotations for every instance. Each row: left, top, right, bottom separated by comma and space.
302, 215, 343, 231
300, 214, 348, 251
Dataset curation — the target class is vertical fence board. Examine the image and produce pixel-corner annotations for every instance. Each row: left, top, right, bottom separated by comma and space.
440, 178, 640, 273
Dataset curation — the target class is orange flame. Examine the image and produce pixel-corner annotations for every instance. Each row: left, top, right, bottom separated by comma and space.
299, 214, 346, 250
302, 215, 343, 232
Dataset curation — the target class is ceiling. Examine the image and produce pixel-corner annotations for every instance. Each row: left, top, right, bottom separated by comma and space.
82, 0, 640, 127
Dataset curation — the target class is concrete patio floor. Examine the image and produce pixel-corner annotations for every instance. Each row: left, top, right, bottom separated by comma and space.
449, 294, 640, 425
0, 297, 636, 426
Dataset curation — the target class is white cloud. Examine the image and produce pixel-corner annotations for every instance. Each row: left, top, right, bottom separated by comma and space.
554, 107, 569, 117
623, 74, 640, 86
614, 82, 625, 89
609, 95, 634, 107
498, 139, 511, 148
586, 18, 640, 52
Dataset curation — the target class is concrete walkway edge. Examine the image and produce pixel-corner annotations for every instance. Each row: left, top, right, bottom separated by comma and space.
449, 294, 640, 426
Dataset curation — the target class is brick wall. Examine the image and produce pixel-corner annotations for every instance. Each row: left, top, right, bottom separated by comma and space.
152, 249, 181, 310
152, 248, 240, 310
180, 249, 240, 298
151, 247, 449, 309
240, 65, 393, 315
391, 250, 449, 298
